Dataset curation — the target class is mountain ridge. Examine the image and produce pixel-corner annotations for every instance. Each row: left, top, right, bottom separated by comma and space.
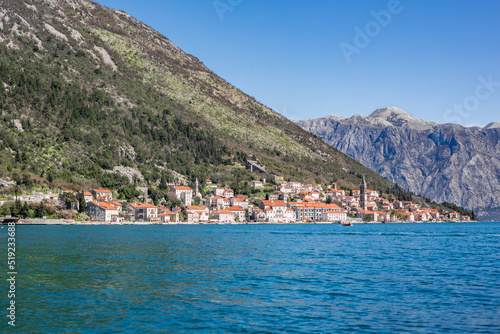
296, 108, 500, 219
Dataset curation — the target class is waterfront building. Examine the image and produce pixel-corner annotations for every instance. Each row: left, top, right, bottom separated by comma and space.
134, 203, 158, 222
87, 201, 119, 222
228, 205, 246, 222
288, 202, 342, 221
213, 209, 235, 223
187, 205, 210, 222
321, 210, 347, 222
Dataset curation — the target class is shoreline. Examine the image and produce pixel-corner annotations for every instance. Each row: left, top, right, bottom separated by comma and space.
10, 219, 481, 225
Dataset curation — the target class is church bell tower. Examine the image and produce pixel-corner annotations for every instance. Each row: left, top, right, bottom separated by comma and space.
360, 175, 367, 211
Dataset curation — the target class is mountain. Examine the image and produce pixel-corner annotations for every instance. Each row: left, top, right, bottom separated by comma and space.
0, 0, 398, 195
296, 107, 500, 220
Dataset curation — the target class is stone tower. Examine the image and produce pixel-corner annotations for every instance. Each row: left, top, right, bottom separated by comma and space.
194, 178, 200, 198
360, 175, 367, 211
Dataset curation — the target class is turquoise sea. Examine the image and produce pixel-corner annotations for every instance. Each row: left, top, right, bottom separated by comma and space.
1, 223, 499, 333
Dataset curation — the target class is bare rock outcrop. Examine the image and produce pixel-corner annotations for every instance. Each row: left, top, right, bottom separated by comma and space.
296, 107, 500, 219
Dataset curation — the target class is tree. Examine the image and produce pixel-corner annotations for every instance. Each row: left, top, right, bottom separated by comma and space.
158, 174, 168, 191
35, 202, 46, 218
325, 196, 333, 204
78, 194, 87, 213
1, 203, 11, 217
20, 203, 30, 218
166, 192, 182, 208
148, 188, 165, 206
11, 200, 22, 217
60, 192, 77, 210
117, 184, 142, 201
47, 172, 54, 185
396, 212, 409, 221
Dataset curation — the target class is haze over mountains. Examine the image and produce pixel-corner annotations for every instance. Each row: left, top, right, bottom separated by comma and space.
296, 107, 500, 220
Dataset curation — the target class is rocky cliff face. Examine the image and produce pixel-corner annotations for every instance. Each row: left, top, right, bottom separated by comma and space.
296, 107, 500, 219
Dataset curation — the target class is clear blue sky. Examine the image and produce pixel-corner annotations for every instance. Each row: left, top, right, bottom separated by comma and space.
96, 0, 500, 127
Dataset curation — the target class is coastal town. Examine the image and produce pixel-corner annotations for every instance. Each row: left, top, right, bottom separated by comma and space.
0, 160, 471, 224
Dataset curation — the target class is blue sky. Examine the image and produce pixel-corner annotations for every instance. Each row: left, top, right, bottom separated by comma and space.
96, 0, 500, 126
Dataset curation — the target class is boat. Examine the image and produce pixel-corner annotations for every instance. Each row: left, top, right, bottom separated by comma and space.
341, 221, 353, 226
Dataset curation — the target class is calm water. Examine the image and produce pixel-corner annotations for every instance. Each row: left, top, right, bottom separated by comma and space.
1, 223, 499, 333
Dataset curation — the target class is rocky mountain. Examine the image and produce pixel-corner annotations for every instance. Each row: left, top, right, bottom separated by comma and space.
0, 0, 397, 194
296, 107, 500, 220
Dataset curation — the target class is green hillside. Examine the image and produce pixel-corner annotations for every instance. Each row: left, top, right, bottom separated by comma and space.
0, 0, 395, 195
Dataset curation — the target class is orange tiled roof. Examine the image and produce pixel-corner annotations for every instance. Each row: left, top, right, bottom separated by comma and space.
138, 203, 157, 208
187, 205, 207, 210
172, 186, 192, 191
228, 205, 245, 211
261, 200, 287, 207
94, 189, 112, 193
91, 201, 118, 210
214, 210, 233, 214
212, 196, 225, 200
236, 195, 249, 199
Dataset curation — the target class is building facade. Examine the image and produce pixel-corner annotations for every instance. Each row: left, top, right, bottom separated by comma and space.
170, 186, 193, 207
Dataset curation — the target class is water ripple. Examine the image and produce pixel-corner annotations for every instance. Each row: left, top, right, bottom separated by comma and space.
1, 222, 499, 333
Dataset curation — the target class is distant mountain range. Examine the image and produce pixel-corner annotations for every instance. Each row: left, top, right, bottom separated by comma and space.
296, 107, 500, 220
